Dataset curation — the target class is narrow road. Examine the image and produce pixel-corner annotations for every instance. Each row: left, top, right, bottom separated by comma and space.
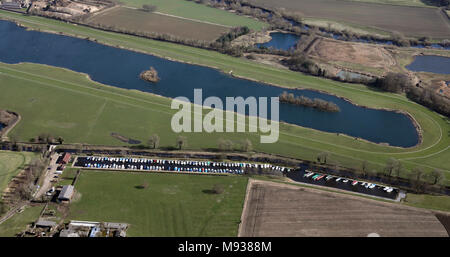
34, 153, 59, 199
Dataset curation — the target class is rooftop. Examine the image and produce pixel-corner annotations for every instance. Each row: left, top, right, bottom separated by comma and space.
58, 185, 74, 200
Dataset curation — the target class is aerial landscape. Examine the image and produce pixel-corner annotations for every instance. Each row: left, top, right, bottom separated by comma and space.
0, 0, 449, 242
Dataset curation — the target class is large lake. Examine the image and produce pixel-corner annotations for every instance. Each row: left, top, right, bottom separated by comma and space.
406, 55, 450, 75
0, 20, 419, 147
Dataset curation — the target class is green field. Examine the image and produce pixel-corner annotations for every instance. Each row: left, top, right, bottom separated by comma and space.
119, 0, 267, 30
0, 151, 36, 198
67, 171, 248, 236
87, 6, 230, 41
0, 205, 42, 237
404, 193, 450, 212
0, 11, 449, 185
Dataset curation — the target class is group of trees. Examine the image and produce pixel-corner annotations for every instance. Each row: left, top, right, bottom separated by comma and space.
217, 138, 253, 152
216, 26, 250, 44
279, 91, 341, 112
283, 53, 320, 75
375, 72, 450, 117
374, 72, 413, 93
147, 134, 186, 150
147, 134, 160, 149
146, 135, 255, 152
141, 4, 157, 12
360, 158, 446, 193
30, 133, 64, 144
316, 152, 330, 164
406, 85, 450, 117
6, 158, 46, 207
406, 167, 445, 192
313, 153, 447, 194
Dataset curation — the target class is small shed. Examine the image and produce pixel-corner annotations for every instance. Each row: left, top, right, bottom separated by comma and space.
58, 185, 74, 202
35, 219, 57, 231
60, 153, 71, 164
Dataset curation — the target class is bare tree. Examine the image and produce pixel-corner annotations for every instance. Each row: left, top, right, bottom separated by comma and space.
218, 138, 233, 151
241, 139, 253, 152
148, 134, 160, 149
393, 161, 403, 178
176, 136, 187, 150
361, 160, 369, 177
317, 152, 329, 164
410, 167, 425, 192
384, 158, 398, 177
429, 169, 444, 185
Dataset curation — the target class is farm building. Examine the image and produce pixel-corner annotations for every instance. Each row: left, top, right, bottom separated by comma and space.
58, 185, 74, 202
35, 219, 57, 231
59, 153, 71, 164
59, 220, 128, 237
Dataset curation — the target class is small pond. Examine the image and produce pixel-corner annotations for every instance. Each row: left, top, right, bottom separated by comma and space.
406, 55, 450, 75
256, 32, 300, 51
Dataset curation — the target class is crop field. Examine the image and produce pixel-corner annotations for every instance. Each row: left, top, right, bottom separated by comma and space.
66, 171, 248, 236
0, 11, 449, 185
246, 0, 450, 38
87, 6, 230, 42
239, 180, 448, 236
118, 0, 267, 30
0, 151, 36, 199
345, 0, 432, 7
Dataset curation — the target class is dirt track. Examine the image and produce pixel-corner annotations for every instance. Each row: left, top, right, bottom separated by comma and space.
239, 180, 448, 237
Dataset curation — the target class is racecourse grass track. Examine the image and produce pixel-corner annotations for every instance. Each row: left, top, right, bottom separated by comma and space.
239, 180, 448, 236
404, 193, 450, 212
67, 171, 248, 236
0, 205, 42, 237
0, 151, 36, 199
0, 10, 448, 183
246, 0, 450, 38
118, 0, 267, 30
1, 61, 449, 184
87, 6, 230, 41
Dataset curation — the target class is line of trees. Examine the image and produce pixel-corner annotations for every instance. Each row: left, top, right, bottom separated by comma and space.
313, 154, 448, 194
279, 91, 341, 112
2, 158, 47, 211
29, 133, 64, 144
375, 72, 450, 117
